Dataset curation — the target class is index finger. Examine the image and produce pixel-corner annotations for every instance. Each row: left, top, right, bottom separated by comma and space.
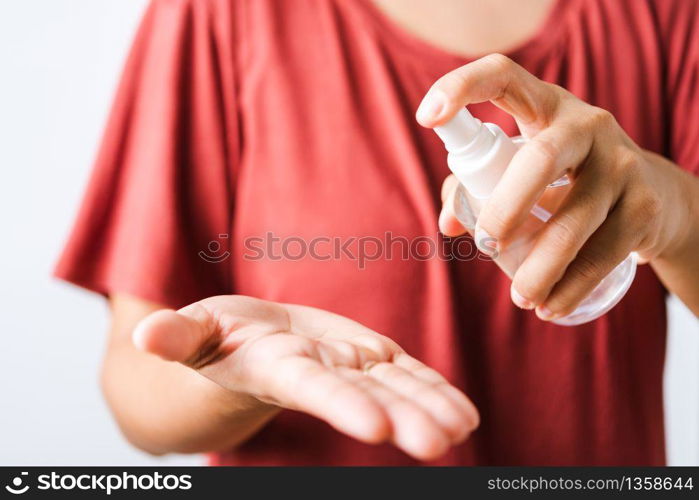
416, 53, 560, 129
474, 123, 595, 253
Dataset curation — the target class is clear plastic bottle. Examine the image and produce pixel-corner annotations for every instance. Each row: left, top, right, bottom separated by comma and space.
434, 108, 637, 326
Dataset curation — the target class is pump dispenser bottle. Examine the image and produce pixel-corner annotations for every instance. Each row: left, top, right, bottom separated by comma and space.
434, 108, 636, 325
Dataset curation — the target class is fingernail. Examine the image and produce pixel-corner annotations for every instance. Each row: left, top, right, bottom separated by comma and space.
536, 306, 557, 321
438, 207, 450, 233
132, 326, 148, 351
511, 288, 534, 310
474, 227, 498, 257
416, 90, 446, 124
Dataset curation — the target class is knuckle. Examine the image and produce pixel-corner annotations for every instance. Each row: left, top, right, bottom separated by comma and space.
540, 84, 566, 118
527, 138, 561, 176
626, 189, 663, 251
480, 205, 515, 240
568, 252, 605, 283
588, 107, 616, 130
633, 188, 663, 222
546, 212, 585, 252
481, 54, 519, 100
483, 53, 515, 72
616, 149, 643, 176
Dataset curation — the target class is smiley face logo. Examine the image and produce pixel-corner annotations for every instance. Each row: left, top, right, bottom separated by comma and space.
5, 472, 29, 495
198, 234, 231, 263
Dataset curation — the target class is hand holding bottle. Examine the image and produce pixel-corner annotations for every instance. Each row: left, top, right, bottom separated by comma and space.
417, 54, 694, 322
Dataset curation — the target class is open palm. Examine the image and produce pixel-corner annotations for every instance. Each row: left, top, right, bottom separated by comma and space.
133, 295, 478, 460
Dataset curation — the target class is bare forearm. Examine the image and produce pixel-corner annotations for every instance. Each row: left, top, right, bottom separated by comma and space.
648, 153, 699, 315
101, 345, 278, 454
102, 294, 279, 455
651, 219, 699, 317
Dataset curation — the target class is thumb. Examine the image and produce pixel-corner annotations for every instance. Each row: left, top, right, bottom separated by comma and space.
132, 304, 214, 363
439, 175, 469, 237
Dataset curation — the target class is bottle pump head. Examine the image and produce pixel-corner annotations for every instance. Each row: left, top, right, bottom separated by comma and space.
433, 108, 517, 199
433, 107, 483, 151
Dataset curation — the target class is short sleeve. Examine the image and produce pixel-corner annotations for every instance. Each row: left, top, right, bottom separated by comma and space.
661, 0, 699, 175
54, 0, 240, 308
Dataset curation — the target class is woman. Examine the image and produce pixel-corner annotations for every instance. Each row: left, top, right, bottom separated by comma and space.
56, 0, 699, 465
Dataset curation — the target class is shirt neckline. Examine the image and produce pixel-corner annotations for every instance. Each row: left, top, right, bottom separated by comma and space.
353, 0, 578, 70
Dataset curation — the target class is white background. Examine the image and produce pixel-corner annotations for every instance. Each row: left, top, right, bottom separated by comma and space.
0, 0, 697, 465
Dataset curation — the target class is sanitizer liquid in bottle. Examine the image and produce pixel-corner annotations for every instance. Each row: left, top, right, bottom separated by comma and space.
434, 108, 636, 326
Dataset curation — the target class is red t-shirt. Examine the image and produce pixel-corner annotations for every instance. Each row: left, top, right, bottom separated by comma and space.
55, 0, 699, 465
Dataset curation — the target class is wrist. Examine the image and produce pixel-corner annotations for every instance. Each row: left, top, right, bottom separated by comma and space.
647, 151, 696, 261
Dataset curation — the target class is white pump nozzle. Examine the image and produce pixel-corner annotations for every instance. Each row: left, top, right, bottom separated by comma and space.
432, 107, 518, 199
434, 108, 483, 152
